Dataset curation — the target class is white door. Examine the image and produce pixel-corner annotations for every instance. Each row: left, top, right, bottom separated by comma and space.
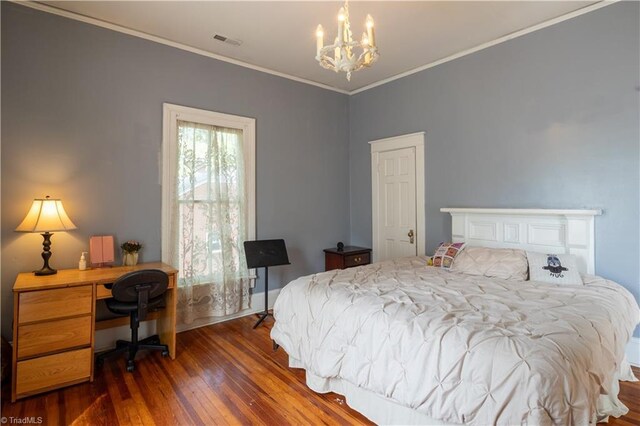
371, 133, 425, 262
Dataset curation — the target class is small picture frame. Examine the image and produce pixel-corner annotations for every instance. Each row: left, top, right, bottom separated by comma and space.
90, 235, 115, 268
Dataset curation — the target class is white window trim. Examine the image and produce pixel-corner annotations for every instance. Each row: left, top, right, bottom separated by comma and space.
161, 103, 256, 269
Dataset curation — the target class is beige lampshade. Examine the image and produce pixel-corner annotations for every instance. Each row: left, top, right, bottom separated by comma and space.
15, 196, 77, 233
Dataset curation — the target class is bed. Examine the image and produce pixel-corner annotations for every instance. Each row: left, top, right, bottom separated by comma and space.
271, 209, 640, 425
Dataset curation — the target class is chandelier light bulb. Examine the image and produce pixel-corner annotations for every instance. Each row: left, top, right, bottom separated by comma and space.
366, 14, 374, 28
338, 8, 345, 22
361, 32, 369, 46
316, 25, 325, 55
366, 14, 376, 47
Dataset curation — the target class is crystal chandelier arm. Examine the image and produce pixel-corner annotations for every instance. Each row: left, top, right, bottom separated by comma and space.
316, 45, 338, 71
354, 47, 378, 68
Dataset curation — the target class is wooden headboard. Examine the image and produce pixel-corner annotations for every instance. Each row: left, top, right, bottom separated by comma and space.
440, 208, 602, 274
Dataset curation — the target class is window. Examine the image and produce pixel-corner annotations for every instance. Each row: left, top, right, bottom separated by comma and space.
162, 104, 255, 324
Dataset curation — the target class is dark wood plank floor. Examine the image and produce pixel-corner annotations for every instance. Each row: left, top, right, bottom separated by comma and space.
1, 315, 639, 425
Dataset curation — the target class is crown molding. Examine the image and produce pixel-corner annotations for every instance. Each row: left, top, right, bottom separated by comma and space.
13, 0, 616, 96
11, 0, 350, 95
350, 0, 618, 95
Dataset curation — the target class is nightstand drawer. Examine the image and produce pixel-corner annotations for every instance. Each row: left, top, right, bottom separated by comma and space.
344, 252, 370, 268
15, 347, 92, 398
17, 315, 92, 359
18, 286, 92, 324
324, 246, 372, 271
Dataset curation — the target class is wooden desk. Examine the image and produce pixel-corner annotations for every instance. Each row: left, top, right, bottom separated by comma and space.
11, 262, 178, 402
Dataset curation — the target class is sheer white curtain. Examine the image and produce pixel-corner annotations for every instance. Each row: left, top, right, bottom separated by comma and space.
168, 120, 250, 325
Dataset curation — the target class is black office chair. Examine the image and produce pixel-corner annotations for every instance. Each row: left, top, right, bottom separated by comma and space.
96, 269, 170, 372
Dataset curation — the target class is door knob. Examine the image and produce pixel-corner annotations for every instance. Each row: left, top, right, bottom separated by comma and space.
408, 229, 414, 244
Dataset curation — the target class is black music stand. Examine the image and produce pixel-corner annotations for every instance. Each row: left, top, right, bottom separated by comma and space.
244, 239, 290, 329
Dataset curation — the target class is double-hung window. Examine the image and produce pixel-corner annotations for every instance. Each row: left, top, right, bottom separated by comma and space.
162, 104, 255, 325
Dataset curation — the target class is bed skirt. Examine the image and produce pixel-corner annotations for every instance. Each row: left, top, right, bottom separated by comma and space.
289, 356, 638, 425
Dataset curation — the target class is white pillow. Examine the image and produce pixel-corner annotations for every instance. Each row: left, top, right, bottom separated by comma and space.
451, 247, 528, 281
526, 251, 583, 285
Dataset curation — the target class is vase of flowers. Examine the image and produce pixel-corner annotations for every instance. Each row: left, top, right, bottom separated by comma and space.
121, 240, 142, 266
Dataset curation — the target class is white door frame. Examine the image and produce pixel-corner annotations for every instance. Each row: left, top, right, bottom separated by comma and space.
370, 132, 425, 262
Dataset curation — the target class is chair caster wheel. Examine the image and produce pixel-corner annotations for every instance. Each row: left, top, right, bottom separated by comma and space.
126, 361, 135, 372
162, 350, 169, 357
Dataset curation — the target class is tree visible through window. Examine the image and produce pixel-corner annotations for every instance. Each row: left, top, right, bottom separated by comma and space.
163, 105, 255, 325
177, 121, 246, 285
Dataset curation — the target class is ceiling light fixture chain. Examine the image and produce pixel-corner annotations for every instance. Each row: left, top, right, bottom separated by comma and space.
315, 0, 379, 81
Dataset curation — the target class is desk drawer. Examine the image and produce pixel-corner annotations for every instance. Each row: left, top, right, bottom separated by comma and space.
16, 347, 91, 398
96, 284, 112, 299
344, 252, 370, 268
18, 286, 92, 324
17, 315, 92, 359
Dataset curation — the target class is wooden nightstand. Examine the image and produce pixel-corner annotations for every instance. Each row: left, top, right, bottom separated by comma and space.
323, 246, 372, 271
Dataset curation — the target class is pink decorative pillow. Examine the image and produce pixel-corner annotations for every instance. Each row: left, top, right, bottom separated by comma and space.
432, 242, 466, 269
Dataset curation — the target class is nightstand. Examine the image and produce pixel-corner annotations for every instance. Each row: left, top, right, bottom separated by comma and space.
323, 246, 372, 271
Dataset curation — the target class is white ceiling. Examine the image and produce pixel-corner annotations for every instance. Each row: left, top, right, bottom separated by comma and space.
38, 1, 601, 93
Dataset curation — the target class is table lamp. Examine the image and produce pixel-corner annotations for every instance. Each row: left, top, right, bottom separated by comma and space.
15, 196, 77, 276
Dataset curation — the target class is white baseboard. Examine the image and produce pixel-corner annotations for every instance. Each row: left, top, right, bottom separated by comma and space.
95, 287, 281, 351
626, 337, 640, 367
176, 287, 281, 333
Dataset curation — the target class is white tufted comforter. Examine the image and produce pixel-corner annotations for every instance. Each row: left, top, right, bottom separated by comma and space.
271, 256, 640, 425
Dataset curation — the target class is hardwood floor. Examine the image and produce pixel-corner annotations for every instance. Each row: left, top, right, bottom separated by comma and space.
1, 315, 639, 425
611, 373, 640, 426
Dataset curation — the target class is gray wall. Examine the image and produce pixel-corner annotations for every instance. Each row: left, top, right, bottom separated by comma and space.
3, 2, 639, 340
1, 3, 349, 338
349, 2, 640, 336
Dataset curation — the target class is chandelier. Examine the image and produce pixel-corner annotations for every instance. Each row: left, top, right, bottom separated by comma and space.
315, 0, 379, 81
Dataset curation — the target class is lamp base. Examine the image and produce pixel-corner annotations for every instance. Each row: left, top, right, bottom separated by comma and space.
34, 266, 57, 276
34, 232, 57, 276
